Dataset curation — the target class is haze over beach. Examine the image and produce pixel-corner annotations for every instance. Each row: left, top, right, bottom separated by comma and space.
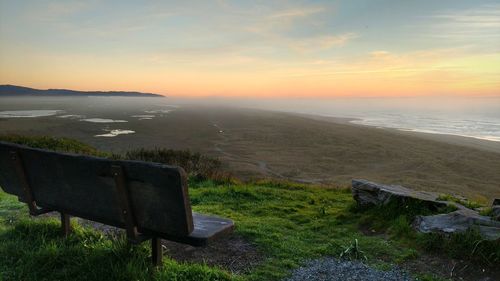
1, 0, 499, 141
1, 1, 500, 280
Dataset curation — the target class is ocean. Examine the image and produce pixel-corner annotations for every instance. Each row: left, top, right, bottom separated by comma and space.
225, 97, 500, 142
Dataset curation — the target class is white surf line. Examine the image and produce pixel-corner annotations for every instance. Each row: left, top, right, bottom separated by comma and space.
95, 129, 135, 137
131, 114, 155, 120
81, 118, 128, 123
144, 109, 172, 114
0, 110, 63, 118
351, 119, 500, 142
58, 114, 85, 119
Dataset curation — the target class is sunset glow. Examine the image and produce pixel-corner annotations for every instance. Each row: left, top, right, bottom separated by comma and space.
1, 1, 499, 97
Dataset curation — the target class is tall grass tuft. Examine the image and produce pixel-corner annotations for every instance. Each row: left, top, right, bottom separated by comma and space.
124, 148, 234, 183
339, 239, 367, 261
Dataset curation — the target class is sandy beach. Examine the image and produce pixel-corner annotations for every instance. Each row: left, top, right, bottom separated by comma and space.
1, 103, 499, 201
302, 112, 500, 154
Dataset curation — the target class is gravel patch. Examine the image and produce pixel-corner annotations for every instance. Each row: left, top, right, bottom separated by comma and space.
286, 258, 414, 281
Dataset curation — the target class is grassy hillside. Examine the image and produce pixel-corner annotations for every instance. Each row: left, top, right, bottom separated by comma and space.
0, 136, 498, 281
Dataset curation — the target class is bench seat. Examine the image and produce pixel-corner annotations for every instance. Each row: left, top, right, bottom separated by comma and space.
160, 213, 234, 246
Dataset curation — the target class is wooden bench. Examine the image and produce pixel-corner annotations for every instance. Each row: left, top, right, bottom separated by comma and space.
0, 141, 234, 266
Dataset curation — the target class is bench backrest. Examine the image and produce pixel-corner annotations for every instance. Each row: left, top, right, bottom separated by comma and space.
0, 141, 194, 236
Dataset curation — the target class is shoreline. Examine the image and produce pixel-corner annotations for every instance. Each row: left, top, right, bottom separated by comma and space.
292, 112, 500, 154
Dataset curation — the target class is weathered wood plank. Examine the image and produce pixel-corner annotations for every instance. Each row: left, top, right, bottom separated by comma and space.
0, 141, 194, 236
155, 213, 235, 246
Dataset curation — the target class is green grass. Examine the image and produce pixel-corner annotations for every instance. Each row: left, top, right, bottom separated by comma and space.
436, 194, 484, 210
0, 135, 109, 158
0, 181, 419, 281
0, 135, 498, 281
416, 229, 500, 266
0, 215, 234, 281
479, 207, 494, 217
188, 180, 422, 280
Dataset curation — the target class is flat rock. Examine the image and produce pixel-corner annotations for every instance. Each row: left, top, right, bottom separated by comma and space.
351, 179, 450, 210
414, 209, 500, 241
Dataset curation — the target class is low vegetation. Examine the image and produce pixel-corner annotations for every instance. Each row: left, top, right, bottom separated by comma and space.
0, 135, 108, 157
436, 194, 484, 210
354, 198, 499, 266
0, 135, 498, 281
124, 148, 231, 182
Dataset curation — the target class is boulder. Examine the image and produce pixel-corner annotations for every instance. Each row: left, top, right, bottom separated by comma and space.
492, 206, 500, 221
414, 209, 500, 241
493, 199, 500, 206
351, 179, 451, 210
491, 199, 500, 221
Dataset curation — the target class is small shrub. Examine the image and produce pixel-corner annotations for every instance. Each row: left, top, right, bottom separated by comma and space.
389, 215, 414, 238
355, 197, 455, 232
479, 207, 494, 217
124, 148, 234, 183
339, 239, 367, 261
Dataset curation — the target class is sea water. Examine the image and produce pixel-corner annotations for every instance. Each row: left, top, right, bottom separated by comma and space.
227, 97, 500, 142
1, 96, 499, 142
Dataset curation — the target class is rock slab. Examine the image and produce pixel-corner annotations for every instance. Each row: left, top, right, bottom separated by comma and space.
414, 209, 500, 241
492, 206, 500, 221
351, 179, 449, 210
493, 199, 500, 206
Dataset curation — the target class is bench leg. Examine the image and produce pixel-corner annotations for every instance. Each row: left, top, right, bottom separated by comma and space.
151, 237, 162, 266
60, 213, 71, 237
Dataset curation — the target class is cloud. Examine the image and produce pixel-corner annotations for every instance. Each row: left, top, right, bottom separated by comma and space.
289, 33, 357, 52
428, 4, 500, 39
242, 4, 354, 53
268, 6, 325, 19
246, 6, 325, 35
289, 47, 477, 78
29, 0, 94, 22
369, 51, 391, 59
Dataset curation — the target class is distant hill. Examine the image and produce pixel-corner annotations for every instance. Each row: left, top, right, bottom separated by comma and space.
0, 85, 164, 97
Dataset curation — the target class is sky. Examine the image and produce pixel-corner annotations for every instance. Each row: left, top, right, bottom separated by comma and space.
0, 0, 499, 98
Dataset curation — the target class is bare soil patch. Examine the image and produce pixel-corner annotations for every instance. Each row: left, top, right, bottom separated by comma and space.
78, 218, 263, 274
163, 235, 262, 274
401, 253, 500, 281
